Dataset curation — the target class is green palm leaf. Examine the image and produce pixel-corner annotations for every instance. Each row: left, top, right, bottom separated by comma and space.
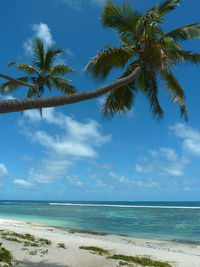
44, 47, 64, 70
103, 82, 136, 116
85, 46, 136, 81
103, 62, 138, 116
168, 50, 200, 64
1, 77, 29, 94
49, 64, 75, 76
50, 77, 76, 94
27, 87, 37, 98
138, 66, 163, 118
158, 0, 182, 17
101, 0, 142, 41
160, 67, 188, 120
8, 62, 40, 75
32, 38, 45, 69
165, 23, 200, 41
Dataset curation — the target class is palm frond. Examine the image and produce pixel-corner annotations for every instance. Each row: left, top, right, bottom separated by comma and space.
160, 67, 188, 120
1, 77, 29, 94
168, 50, 200, 65
101, 0, 141, 40
27, 88, 37, 98
32, 38, 45, 69
165, 23, 200, 41
49, 64, 75, 75
103, 63, 138, 116
44, 47, 64, 70
103, 82, 136, 116
138, 66, 163, 118
45, 79, 53, 92
157, 37, 182, 51
50, 77, 77, 94
158, 0, 182, 17
8, 62, 40, 75
85, 46, 135, 81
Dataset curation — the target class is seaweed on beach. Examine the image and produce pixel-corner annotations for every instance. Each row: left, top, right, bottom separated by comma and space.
69, 228, 107, 236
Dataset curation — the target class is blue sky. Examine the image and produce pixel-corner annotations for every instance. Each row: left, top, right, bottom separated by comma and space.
0, 0, 200, 201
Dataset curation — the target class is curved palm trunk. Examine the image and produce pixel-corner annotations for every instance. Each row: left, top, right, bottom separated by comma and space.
0, 74, 35, 88
0, 66, 141, 114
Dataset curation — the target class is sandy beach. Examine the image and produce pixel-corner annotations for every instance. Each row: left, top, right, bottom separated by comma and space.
0, 219, 199, 266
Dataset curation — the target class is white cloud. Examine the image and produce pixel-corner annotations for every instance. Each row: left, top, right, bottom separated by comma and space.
171, 123, 200, 156
184, 186, 191, 192
134, 124, 200, 178
135, 163, 154, 174
66, 175, 82, 187
28, 159, 73, 184
24, 108, 111, 159
160, 147, 178, 161
13, 179, 33, 187
61, 0, 105, 9
109, 172, 130, 184
20, 108, 111, 184
24, 23, 54, 56
135, 147, 188, 177
32, 23, 54, 48
0, 163, 8, 177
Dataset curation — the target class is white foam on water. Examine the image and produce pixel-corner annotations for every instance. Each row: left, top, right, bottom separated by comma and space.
49, 203, 200, 209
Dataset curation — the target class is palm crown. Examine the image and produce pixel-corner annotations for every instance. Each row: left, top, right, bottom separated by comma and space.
1, 38, 76, 114
85, 0, 200, 119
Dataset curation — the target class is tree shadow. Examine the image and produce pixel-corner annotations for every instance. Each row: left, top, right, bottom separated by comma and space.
18, 260, 69, 267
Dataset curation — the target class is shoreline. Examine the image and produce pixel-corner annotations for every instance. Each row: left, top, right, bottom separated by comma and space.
1, 217, 199, 246
0, 218, 200, 266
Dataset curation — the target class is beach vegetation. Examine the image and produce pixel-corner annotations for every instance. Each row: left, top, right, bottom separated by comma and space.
24, 241, 39, 247
108, 254, 172, 267
38, 238, 52, 245
57, 243, 66, 249
0, 243, 13, 266
40, 249, 48, 256
1, 237, 22, 243
0, 230, 52, 249
118, 261, 129, 266
0, 231, 35, 242
79, 246, 110, 256
78, 245, 171, 267
29, 250, 38, 256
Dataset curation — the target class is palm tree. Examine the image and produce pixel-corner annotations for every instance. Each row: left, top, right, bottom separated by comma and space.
0, 38, 76, 115
85, 0, 200, 120
0, 0, 200, 116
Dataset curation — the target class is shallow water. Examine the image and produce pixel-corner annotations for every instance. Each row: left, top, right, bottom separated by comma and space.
0, 201, 200, 243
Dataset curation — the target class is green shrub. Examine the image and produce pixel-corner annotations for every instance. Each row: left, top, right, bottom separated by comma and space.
57, 243, 66, 249
108, 254, 172, 267
24, 241, 39, 247
0, 246, 13, 265
79, 246, 109, 255
38, 238, 52, 245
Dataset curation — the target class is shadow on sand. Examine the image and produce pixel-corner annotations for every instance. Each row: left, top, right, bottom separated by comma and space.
18, 261, 69, 267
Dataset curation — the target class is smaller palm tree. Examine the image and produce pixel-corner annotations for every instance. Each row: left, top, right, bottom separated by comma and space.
1, 38, 76, 115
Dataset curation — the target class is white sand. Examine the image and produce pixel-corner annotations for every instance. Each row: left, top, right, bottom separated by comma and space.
0, 218, 200, 266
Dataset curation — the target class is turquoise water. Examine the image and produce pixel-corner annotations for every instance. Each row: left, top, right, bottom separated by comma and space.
0, 201, 200, 243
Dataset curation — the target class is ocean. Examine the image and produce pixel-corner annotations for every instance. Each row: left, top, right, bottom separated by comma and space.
0, 200, 200, 243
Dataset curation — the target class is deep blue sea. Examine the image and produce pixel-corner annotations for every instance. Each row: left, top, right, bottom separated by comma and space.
0, 201, 200, 243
